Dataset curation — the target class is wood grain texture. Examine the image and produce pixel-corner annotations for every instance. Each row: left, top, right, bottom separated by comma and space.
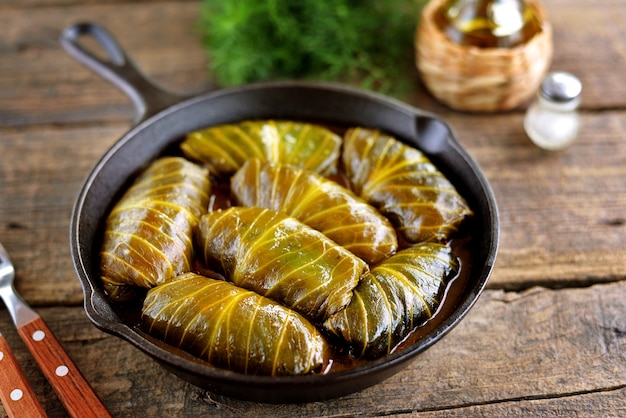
0, 282, 624, 417
0, 0, 625, 416
17, 318, 111, 417
0, 1, 212, 127
0, 125, 125, 305
0, 0, 625, 125
0, 335, 47, 418
445, 111, 626, 289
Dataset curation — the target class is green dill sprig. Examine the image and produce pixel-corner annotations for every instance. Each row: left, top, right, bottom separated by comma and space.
199, 0, 426, 97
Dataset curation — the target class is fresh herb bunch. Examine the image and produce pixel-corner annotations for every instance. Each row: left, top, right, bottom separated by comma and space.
199, 0, 424, 96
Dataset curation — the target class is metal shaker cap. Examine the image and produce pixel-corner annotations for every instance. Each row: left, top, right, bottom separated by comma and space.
540, 72, 582, 103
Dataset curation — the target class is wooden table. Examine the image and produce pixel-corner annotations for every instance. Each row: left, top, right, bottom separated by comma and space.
1, 0, 625, 416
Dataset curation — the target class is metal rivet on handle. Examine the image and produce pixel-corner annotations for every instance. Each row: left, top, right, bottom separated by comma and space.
32, 330, 45, 341
10, 388, 23, 401
56, 365, 69, 377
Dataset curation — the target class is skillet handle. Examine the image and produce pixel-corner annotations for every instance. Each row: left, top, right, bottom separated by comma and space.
60, 23, 188, 125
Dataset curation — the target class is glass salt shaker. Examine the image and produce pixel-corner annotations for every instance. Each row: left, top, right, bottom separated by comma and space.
524, 71, 582, 150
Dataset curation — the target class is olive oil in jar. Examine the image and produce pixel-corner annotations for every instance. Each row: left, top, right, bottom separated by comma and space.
434, 0, 542, 48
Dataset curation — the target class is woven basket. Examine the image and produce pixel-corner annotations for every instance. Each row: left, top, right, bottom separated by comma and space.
415, 0, 553, 112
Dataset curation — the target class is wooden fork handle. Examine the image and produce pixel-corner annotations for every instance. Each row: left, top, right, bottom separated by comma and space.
17, 317, 111, 418
0, 334, 47, 418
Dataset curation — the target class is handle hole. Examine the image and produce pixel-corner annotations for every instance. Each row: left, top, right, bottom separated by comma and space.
64, 23, 126, 67
76, 35, 115, 64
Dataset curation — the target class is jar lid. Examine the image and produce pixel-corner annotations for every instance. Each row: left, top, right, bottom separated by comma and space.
540, 72, 582, 103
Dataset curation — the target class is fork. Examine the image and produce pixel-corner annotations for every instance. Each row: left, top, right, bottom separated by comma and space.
0, 242, 111, 418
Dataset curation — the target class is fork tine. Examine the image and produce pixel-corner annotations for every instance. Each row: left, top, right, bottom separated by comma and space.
0, 241, 9, 262
0, 242, 13, 279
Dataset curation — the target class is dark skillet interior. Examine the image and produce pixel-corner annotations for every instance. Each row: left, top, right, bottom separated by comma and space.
70, 82, 499, 403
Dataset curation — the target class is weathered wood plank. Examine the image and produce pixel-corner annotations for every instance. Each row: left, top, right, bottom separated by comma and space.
1, 0, 626, 128
542, 0, 626, 110
0, 124, 125, 305
1, 282, 624, 417
446, 110, 626, 289
393, 387, 626, 417
0, 2, 213, 127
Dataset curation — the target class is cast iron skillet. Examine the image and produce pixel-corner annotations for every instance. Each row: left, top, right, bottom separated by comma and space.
60, 23, 499, 403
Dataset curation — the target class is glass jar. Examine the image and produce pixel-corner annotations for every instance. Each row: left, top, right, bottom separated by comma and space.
434, 0, 542, 48
524, 71, 582, 150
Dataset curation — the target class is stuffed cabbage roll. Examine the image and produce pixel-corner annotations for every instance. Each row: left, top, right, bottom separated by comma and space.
322, 243, 457, 358
342, 127, 473, 243
180, 120, 342, 177
231, 159, 398, 264
196, 207, 368, 322
100, 157, 211, 300
142, 273, 328, 376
